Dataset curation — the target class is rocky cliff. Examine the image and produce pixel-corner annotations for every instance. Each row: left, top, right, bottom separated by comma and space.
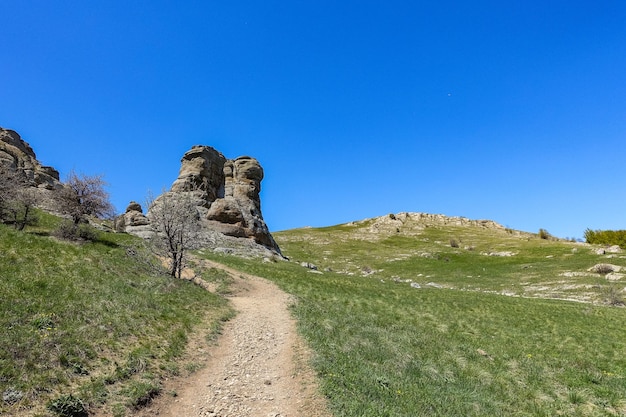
0, 128, 62, 190
0, 128, 63, 212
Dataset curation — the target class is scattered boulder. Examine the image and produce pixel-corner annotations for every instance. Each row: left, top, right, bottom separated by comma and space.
483, 251, 516, 257
607, 245, 623, 254
606, 273, 625, 282
300, 262, 318, 270
594, 246, 623, 255
588, 264, 622, 274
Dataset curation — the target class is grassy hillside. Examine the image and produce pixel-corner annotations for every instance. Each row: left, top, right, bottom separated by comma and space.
201, 213, 626, 416
0, 212, 233, 417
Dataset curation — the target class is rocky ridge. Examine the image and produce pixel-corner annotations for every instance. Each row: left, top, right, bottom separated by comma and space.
344, 212, 515, 241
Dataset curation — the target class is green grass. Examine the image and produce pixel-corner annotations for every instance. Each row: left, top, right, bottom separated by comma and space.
6, 209, 626, 416
199, 218, 626, 416
278, 220, 626, 304
0, 213, 233, 416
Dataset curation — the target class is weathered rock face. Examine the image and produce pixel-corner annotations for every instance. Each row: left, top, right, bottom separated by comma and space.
171, 145, 226, 202
136, 145, 281, 255
0, 128, 62, 190
205, 155, 276, 248
115, 201, 150, 228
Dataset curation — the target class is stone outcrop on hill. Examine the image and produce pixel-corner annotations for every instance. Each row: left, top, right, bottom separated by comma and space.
0, 128, 63, 212
339, 212, 520, 242
122, 145, 281, 256
0, 128, 62, 190
114, 201, 149, 227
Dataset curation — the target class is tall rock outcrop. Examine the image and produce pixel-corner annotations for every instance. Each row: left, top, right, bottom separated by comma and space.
0, 128, 62, 190
125, 145, 281, 255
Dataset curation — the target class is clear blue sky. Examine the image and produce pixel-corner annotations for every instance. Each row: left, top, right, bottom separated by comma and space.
1, 1, 624, 238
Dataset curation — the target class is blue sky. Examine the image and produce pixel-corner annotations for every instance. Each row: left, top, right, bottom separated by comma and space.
1, 1, 624, 238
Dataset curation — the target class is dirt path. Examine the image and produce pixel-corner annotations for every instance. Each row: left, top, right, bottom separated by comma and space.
134, 260, 331, 417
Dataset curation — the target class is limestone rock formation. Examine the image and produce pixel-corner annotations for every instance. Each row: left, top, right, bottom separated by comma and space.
113, 201, 153, 238
125, 145, 281, 255
0, 128, 64, 212
0, 128, 62, 190
114, 201, 149, 228
336, 212, 521, 243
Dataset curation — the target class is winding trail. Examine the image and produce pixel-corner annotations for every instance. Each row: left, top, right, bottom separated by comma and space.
134, 260, 331, 417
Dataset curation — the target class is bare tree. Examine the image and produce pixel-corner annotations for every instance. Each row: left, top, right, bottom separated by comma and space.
7, 188, 40, 231
146, 191, 201, 279
0, 165, 39, 230
56, 171, 115, 225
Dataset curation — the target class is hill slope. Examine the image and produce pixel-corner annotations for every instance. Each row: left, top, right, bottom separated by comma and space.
279, 212, 624, 304
0, 214, 232, 416
202, 213, 626, 416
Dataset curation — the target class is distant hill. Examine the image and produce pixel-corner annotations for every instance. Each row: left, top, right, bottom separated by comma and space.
274, 211, 623, 304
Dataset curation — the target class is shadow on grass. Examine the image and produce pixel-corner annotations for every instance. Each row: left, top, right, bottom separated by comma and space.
95, 238, 121, 248
29, 230, 51, 237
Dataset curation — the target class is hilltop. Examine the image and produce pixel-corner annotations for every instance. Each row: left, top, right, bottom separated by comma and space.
276, 212, 624, 304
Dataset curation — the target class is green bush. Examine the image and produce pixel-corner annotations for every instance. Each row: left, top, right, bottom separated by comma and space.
47, 394, 88, 417
124, 381, 161, 409
54, 221, 99, 241
584, 229, 626, 249
538, 228, 552, 240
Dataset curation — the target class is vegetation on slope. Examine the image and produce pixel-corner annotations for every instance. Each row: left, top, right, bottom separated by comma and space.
0, 211, 232, 417
202, 216, 626, 416
585, 229, 626, 249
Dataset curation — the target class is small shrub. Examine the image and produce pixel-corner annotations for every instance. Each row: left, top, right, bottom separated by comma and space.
602, 285, 625, 306
55, 221, 80, 240
538, 229, 551, 240
77, 224, 99, 241
59, 353, 89, 375
124, 381, 161, 409
47, 394, 88, 417
55, 221, 99, 241
31, 312, 57, 330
